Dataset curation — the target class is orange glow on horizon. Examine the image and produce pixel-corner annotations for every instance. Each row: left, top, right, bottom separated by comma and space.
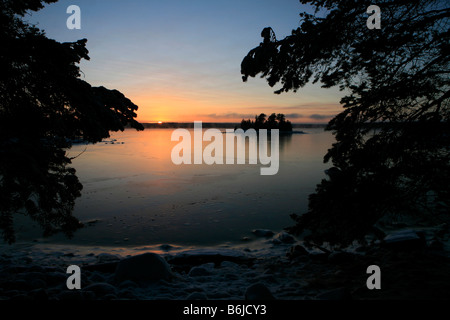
130, 94, 338, 124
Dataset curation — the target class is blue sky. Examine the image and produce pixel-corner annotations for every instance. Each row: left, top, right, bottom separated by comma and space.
27, 0, 342, 123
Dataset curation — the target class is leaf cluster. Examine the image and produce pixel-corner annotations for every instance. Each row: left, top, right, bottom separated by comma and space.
242, 0, 450, 246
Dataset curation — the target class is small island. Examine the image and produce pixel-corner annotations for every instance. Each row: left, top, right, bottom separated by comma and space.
239, 113, 293, 132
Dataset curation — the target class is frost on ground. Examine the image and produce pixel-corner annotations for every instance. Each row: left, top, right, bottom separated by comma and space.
1, 228, 450, 300
0, 232, 314, 300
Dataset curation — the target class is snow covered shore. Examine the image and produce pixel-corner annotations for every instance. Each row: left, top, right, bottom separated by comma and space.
0, 232, 316, 300
1, 228, 449, 300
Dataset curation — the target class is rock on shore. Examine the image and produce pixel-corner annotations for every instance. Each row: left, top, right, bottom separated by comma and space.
114, 252, 174, 283
1, 225, 449, 300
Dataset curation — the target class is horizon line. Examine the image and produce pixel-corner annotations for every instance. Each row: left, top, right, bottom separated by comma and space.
138, 121, 329, 125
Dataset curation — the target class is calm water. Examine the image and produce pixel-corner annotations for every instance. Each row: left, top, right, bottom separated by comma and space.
17, 127, 334, 247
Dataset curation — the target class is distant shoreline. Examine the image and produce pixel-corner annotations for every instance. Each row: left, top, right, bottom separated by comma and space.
132, 123, 328, 129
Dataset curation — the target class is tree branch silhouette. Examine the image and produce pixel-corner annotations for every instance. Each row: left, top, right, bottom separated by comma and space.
0, 0, 144, 243
241, 0, 449, 247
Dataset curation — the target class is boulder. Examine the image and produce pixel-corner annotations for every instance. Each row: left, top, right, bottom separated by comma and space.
188, 266, 211, 277
244, 283, 275, 300
286, 245, 309, 259
166, 249, 253, 271
273, 231, 295, 244
118, 280, 138, 289
114, 252, 173, 283
383, 229, 426, 250
252, 229, 274, 237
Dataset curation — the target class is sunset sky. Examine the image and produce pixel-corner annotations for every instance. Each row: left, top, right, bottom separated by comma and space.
29, 0, 342, 123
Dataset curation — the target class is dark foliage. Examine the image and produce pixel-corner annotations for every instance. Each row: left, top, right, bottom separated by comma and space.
0, 0, 144, 243
241, 0, 449, 247
240, 113, 293, 131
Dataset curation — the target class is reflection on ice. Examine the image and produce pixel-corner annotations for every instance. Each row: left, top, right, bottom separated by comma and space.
15, 127, 333, 247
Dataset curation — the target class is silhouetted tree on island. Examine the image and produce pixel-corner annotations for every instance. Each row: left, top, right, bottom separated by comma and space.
240, 113, 293, 131
241, 0, 449, 247
0, 0, 144, 243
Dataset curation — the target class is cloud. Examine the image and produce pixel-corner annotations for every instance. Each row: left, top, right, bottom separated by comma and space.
204, 113, 254, 119
285, 113, 304, 119
244, 102, 340, 111
309, 114, 334, 120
